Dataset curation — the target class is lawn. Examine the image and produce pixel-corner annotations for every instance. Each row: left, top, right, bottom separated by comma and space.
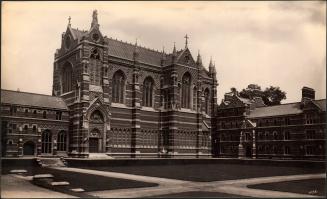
248, 178, 326, 196
147, 191, 250, 198
80, 163, 325, 182
2, 166, 157, 194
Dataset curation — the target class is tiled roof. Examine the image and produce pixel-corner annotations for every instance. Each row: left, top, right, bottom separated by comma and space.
248, 102, 303, 118
312, 99, 326, 111
237, 96, 252, 105
71, 28, 87, 40
1, 90, 68, 110
106, 38, 163, 66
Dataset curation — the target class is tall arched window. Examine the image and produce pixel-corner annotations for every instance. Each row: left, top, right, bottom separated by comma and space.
90, 48, 101, 86
57, 131, 67, 151
181, 72, 191, 109
143, 77, 154, 107
112, 70, 125, 103
62, 62, 73, 93
41, 130, 52, 154
204, 88, 210, 114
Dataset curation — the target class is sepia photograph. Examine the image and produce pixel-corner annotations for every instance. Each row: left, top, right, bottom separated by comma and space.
1, 1, 326, 198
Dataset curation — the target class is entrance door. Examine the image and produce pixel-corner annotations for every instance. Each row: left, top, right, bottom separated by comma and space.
246, 146, 252, 158
23, 141, 35, 156
89, 138, 99, 153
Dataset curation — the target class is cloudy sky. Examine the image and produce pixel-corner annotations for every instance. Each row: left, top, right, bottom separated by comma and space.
2, 1, 326, 103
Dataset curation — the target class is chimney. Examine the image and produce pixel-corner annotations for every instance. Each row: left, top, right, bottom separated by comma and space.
301, 86, 315, 103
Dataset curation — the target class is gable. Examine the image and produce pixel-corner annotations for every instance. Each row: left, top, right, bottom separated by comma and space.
176, 48, 196, 67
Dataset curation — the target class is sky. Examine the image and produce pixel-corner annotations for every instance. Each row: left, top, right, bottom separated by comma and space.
1, 1, 326, 103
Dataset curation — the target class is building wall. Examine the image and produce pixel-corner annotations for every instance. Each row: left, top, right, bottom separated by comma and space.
1, 103, 69, 157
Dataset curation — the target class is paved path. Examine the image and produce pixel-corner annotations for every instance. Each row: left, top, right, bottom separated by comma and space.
1, 174, 77, 198
54, 167, 325, 198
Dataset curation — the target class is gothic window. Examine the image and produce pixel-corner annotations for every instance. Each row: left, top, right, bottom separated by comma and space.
112, 70, 125, 104
181, 72, 191, 109
306, 130, 315, 139
143, 77, 154, 107
90, 48, 101, 85
33, 110, 37, 117
90, 110, 104, 123
204, 88, 210, 114
57, 131, 67, 151
62, 62, 73, 93
24, 109, 29, 116
56, 112, 62, 120
193, 86, 197, 110
90, 48, 101, 60
273, 131, 278, 140
41, 130, 52, 154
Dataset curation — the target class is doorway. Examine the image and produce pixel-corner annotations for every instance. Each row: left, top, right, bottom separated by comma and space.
246, 146, 252, 158
23, 141, 35, 156
89, 138, 99, 153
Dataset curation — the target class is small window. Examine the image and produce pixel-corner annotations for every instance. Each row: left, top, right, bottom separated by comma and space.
56, 112, 62, 120
10, 106, 17, 115
7, 140, 14, 145
284, 131, 290, 140
42, 111, 47, 119
33, 110, 37, 116
32, 125, 37, 133
24, 125, 28, 132
284, 146, 290, 154
25, 109, 29, 116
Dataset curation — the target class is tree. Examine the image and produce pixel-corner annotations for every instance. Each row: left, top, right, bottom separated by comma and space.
263, 86, 287, 106
239, 84, 286, 106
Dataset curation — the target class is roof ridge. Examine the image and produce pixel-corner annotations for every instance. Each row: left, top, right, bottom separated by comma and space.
1, 89, 58, 98
107, 37, 163, 54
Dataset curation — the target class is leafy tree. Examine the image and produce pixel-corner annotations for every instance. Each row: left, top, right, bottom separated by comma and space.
263, 86, 287, 106
238, 84, 286, 106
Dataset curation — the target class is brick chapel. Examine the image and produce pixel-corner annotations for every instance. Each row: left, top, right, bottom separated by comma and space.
1, 10, 218, 158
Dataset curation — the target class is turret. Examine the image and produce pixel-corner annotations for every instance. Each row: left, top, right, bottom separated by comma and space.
196, 50, 203, 67
172, 42, 177, 64
133, 39, 139, 62
91, 10, 99, 29
161, 46, 166, 66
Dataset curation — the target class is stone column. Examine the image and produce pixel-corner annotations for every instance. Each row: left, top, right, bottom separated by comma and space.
238, 131, 245, 159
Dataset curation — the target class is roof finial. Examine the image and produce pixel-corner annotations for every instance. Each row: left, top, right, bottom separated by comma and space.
173, 42, 176, 53
91, 10, 99, 28
196, 50, 202, 66
68, 16, 71, 26
184, 34, 189, 48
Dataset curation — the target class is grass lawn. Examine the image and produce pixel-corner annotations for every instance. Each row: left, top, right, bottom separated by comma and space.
248, 178, 326, 196
147, 191, 251, 198
80, 163, 325, 182
2, 166, 157, 193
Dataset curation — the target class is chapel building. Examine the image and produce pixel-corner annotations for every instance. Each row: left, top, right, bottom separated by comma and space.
1, 10, 218, 158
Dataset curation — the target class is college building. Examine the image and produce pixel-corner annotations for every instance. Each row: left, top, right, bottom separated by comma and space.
213, 87, 326, 160
1, 11, 325, 160
1, 10, 217, 158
